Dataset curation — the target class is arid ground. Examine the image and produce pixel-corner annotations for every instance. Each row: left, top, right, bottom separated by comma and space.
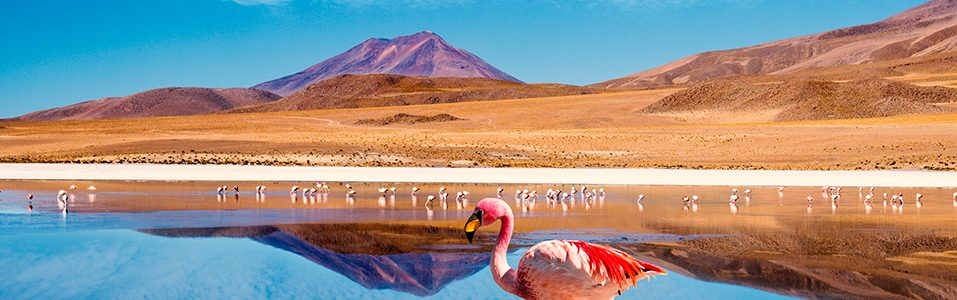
3, 72, 957, 171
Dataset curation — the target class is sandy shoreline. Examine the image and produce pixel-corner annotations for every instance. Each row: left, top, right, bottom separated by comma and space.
0, 163, 955, 187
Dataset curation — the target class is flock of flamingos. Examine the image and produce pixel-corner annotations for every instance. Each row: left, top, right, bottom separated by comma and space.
14, 182, 957, 218
8, 183, 957, 299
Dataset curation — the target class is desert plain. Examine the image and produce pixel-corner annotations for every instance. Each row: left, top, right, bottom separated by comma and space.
3, 75, 957, 171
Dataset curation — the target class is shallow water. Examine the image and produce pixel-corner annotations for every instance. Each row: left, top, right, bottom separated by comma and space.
1, 180, 956, 299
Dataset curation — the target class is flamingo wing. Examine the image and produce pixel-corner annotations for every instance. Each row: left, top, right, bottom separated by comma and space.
517, 240, 665, 299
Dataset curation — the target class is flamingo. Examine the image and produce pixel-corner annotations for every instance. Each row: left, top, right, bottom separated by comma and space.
464, 198, 664, 299
378, 187, 388, 196
69, 185, 77, 190
389, 187, 397, 194
637, 194, 645, 203
497, 187, 505, 195
411, 187, 420, 195
87, 185, 97, 191
28, 193, 33, 200
57, 190, 69, 213
425, 195, 436, 206
27, 201, 33, 212
290, 186, 300, 194
345, 184, 352, 190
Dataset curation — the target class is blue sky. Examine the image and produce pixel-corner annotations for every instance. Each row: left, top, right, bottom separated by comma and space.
0, 0, 927, 118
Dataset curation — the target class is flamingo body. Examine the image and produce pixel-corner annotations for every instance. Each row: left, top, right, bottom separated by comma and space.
517, 240, 663, 299
465, 198, 663, 299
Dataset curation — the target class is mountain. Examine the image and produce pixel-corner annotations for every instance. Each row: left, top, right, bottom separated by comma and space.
234, 74, 597, 113
641, 78, 957, 121
253, 31, 521, 96
594, 0, 957, 88
12, 87, 280, 121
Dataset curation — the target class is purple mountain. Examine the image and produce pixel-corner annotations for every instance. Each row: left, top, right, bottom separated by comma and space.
254, 31, 521, 96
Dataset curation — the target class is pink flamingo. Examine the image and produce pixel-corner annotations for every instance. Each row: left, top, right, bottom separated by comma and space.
464, 198, 664, 299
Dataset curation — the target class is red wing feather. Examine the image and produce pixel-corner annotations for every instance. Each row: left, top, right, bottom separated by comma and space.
566, 240, 665, 289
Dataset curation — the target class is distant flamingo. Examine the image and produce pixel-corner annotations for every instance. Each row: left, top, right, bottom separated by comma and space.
411, 187, 420, 195
290, 186, 300, 194
57, 190, 69, 213
497, 187, 505, 196
87, 185, 97, 191
464, 198, 664, 299
636, 194, 645, 203
28, 193, 33, 200
69, 185, 77, 190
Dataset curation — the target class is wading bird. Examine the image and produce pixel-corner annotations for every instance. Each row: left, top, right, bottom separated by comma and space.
464, 198, 664, 299
57, 190, 69, 213
637, 194, 645, 203
411, 187, 420, 195
290, 186, 300, 194
87, 185, 97, 191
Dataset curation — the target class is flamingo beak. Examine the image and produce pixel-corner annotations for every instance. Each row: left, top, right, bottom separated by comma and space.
464, 210, 483, 244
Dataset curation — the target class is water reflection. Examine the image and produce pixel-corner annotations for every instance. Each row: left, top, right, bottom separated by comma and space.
3, 181, 957, 299
140, 224, 492, 297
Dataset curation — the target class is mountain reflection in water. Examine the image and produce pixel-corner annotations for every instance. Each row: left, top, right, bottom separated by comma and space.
140, 224, 491, 297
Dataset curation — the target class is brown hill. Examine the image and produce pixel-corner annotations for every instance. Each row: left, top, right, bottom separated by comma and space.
12, 87, 280, 121
595, 0, 957, 88
234, 74, 598, 113
641, 78, 957, 121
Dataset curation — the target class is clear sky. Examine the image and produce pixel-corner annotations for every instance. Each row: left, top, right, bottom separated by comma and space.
0, 0, 927, 118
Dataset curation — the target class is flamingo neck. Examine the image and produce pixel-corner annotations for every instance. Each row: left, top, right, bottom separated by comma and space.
491, 207, 520, 296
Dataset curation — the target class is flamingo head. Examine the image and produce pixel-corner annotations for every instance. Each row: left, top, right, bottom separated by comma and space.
464, 198, 511, 243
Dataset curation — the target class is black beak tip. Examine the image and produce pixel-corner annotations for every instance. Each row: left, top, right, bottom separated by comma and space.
465, 231, 475, 244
